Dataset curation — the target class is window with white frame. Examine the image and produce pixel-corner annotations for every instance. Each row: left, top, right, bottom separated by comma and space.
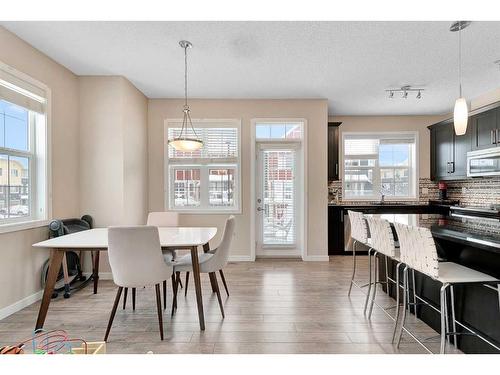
0, 63, 49, 226
165, 120, 240, 212
342, 133, 417, 200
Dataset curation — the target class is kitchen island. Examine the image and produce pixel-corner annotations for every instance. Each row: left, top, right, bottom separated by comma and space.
363, 212, 500, 353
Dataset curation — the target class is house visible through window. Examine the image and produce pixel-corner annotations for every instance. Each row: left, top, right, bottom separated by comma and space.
165, 120, 240, 212
0, 63, 49, 225
342, 133, 417, 200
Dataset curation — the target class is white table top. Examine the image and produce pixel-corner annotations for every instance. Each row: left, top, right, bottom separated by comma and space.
32, 227, 218, 249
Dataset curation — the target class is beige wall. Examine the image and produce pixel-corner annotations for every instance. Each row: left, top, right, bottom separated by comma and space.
148, 99, 329, 259
330, 115, 447, 179
0, 27, 80, 311
79, 76, 148, 272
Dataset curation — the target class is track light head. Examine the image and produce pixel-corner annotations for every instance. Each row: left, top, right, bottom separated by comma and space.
389, 91, 394, 99
416, 90, 422, 99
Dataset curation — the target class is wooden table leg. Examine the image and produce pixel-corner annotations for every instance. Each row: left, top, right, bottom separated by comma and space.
35, 249, 64, 330
203, 243, 216, 293
191, 245, 205, 330
93, 250, 100, 294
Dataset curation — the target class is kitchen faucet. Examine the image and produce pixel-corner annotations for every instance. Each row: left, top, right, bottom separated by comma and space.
380, 194, 385, 204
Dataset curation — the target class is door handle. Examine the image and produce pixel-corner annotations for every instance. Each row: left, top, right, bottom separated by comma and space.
257, 207, 263, 212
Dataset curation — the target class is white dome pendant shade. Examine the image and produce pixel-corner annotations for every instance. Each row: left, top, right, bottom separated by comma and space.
454, 97, 468, 136
168, 40, 204, 152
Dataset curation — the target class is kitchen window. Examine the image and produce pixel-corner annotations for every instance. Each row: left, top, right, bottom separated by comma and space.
0, 62, 50, 229
342, 132, 418, 200
165, 119, 241, 213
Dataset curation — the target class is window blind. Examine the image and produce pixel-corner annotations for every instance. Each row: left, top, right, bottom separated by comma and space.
168, 127, 238, 159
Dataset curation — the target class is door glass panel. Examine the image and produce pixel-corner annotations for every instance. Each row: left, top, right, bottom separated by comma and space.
262, 150, 295, 246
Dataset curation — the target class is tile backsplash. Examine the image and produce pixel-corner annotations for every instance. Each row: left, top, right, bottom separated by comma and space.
328, 177, 500, 207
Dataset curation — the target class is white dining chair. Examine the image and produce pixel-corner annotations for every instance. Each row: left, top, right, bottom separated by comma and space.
171, 216, 235, 318
146, 211, 183, 309
105, 226, 174, 341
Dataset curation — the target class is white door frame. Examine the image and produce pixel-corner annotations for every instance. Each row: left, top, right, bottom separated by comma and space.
250, 118, 308, 260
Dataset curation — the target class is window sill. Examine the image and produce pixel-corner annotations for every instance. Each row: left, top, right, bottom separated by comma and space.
0, 219, 50, 235
169, 209, 241, 215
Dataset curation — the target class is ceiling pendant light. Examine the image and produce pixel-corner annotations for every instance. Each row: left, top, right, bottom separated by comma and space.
451, 21, 471, 136
168, 40, 204, 151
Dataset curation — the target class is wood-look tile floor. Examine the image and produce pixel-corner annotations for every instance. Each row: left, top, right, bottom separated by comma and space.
0, 256, 460, 354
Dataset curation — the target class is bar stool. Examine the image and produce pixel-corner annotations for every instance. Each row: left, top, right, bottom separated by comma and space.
394, 222, 500, 354
365, 217, 404, 339
347, 210, 374, 312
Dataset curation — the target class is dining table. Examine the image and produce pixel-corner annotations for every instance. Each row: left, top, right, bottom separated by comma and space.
32, 226, 217, 331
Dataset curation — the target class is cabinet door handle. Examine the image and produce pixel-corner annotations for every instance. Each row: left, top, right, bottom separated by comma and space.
492, 130, 496, 144
335, 163, 338, 176
450, 161, 455, 174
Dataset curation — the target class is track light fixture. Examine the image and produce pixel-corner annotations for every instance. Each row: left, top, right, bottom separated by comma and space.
385, 85, 424, 100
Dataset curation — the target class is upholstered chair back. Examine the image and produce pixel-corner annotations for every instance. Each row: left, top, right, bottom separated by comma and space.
108, 226, 173, 287
147, 212, 179, 227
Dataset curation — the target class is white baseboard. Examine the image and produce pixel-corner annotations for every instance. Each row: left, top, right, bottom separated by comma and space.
228, 255, 254, 262
0, 289, 43, 321
82, 272, 113, 280
302, 255, 330, 262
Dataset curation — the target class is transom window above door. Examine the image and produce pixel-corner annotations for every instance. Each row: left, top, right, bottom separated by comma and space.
342, 132, 418, 200
165, 119, 241, 213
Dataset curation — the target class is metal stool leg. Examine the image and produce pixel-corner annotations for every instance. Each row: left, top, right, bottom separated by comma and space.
348, 240, 357, 296
392, 262, 403, 343
368, 251, 379, 319
440, 283, 449, 354
450, 285, 458, 349
363, 248, 374, 313
396, 266, 409, 348
411, 269, 418, 318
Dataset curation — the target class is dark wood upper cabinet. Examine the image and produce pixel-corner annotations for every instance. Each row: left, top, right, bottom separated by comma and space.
471, 109, 498, 150
429, 101, 500, 181
328, 122, 341, 181
432, 122, 454, 179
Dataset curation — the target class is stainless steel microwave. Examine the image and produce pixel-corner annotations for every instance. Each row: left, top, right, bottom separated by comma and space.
467, 147, 500, 177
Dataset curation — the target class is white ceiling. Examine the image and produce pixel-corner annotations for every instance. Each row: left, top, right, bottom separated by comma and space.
3, 21, 500, 115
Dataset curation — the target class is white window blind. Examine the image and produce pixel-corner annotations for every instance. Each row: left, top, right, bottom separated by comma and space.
343, 133, 417, 200
165, 120, 241, 213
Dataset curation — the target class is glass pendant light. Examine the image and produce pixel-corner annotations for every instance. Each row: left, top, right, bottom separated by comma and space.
168, 40, 204, 151
451, 21, 471, 136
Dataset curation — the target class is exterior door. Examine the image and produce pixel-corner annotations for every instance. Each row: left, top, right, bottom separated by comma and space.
256, 144, 300, 256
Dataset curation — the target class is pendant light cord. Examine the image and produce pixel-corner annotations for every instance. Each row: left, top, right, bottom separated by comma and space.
184, 44, 188, 108
459, 22, 462, 98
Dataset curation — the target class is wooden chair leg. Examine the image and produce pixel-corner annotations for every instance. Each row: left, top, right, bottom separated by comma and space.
210, 272, 225, 318
155, 284, 164, 340
171, 274, 178, 317
163, 280, 167, 310
219, 270, 229, 297
132, 288, 136, 310
104, 287, 123, 341
179, 277, 183, 289
185, 272, 190, 296
123, 288, 128, 309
